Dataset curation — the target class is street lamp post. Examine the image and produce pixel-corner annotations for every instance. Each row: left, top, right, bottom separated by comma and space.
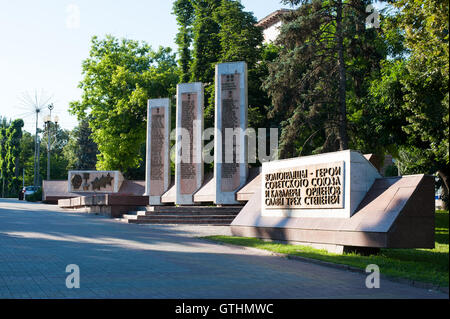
44, 104, 58, 181
33, 108, 40, 187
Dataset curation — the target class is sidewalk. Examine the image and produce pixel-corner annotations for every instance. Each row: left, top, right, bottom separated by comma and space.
0, 199, 447, 299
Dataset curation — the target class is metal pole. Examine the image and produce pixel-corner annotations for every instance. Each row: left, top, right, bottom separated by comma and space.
47, 123, 50, 181
47, 115, 51, 181
47, 104, 54, 181
37, 138, 40, 186
34, 111, 38, 186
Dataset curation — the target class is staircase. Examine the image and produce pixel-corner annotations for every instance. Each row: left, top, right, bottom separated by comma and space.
119, 206, 242, 225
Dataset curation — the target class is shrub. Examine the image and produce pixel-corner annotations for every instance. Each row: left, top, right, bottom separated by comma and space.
25, 188, 42, 202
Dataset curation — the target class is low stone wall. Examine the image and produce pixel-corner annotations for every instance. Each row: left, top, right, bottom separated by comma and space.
58, 194, 149, 218
231, 174, 435, 253
44, 180, 146, 204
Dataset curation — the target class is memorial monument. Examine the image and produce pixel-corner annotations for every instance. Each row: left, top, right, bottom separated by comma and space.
261, 151, 380, 219
214, 61, 248, 205
59, 60, 436, 244
231, 150, 435, 254
175, 83, 204, 205
145, 98, 171, 205
55, 170, 148, 218
68, 170, 124, 193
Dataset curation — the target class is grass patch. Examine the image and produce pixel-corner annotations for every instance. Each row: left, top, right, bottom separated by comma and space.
204, 210, 449, 287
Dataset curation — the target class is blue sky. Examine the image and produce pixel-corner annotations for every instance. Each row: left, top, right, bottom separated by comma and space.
0, 0, 292, 133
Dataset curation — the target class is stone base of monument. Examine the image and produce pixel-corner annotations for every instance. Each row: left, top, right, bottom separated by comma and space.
44, 179, 146, 204
190, 168, 261, 204
155, 168, 260, 206
192, 172, 216, 203
230, 150, 435, 254
58, 194, 149, 218
161, 179, 176, 204
231, 174, 435, 254
120, 206, 242, 225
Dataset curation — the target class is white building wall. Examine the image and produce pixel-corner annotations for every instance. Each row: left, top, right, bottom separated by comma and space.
263, 21, 283, 44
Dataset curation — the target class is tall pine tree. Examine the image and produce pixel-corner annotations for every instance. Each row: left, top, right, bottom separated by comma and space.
264, 0, 384, 158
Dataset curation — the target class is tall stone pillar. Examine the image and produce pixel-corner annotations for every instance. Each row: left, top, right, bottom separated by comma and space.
175, 83, 204, 205
214, 62, 248, 205
145, 98, 171, 205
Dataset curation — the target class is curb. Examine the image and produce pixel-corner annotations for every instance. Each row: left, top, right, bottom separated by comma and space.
201, 238, 449, 295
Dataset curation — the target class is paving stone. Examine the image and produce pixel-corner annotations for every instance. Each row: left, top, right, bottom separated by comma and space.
0, 198, 447, 299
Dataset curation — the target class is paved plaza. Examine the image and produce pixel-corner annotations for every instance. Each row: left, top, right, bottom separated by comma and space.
0, 198, 447, 299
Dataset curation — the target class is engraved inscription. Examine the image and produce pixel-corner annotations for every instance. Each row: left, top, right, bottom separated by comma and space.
264, 162, 344, 209
150, 107, 165, 196
221, 73, 241, 192
180, 93, 197, 195
91, 173, 114, 191
71, 174, 82, 190
82, 173, 90, 191
69, 171, 118, 193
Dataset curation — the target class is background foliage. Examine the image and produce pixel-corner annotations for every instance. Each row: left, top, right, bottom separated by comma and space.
1, 0, 448, 206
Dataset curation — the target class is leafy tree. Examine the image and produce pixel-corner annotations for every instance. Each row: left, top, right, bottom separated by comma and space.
369, 0, 449, 207
354, 8, 410, 161
173, 0, 266, 131
365, 59, 409, 155
5, 119, 24, 195
190, 0, 222, 85
18, 131, 35, 187
173, 0, 195, 83
0, 119, 24, 197
212, 0, 266, 129
40, 122, 70, 181
0, 120, 8, 197
70, 35, 179, 174
352, 6, 412, 159
64, 118, 98, 170
214, 0, 262, 67
249, 44, 281, 130
0, 116, 9, 128
395, 0, 449, 202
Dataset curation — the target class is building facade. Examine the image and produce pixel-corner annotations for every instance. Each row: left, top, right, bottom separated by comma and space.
256, 9, 291, 44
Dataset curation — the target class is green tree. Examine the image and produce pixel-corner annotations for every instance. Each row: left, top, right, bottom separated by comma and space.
18, 131, 35, 187
368, 0, 449, 207
249, 43, 281, 130
64, 118, 98, 170
190, 0, 222, 84
264, 0, 385, 158
212, 0, 266, 129
396, 0, 449, 200
40, 122, 70, 181
0, 116, 9, 128
173, 0, 195, 83
173, 0, 266, 130
0, 119, 24, 197
70, 35, 179, 174
5, 119, 24, 195
0, 120, 8, 197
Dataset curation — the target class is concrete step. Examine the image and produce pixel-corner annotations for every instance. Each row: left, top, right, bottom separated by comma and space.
122, 214, 235, 220
120, 216, 234, 224
128, 215, 235, 220
146, 206, 242, 214
122, 214, 139, 220
131, 210, 239, 217
123, 218, 234, 225
120, 206, 241, 225
119, 212, 235, 225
